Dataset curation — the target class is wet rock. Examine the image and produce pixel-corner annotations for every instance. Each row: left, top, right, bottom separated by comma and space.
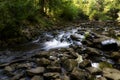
17, 63, 33, 69
70, 34, 85, 41
46, 66, 61, 72
103, 68, 120, 80
70, 67, 88, 80
99, 62, 113, 69
62, 59, 78, 72
101, 39, 118, 51
86, 47, 100, 55
93, 38, 118, 51
96, 77, 107, 80
37, 58, 51, 66
111, 52, 120, 59
79, 60, 91, 68
86, 67, 102, 75
11, 73, 24, 80
34, 51, 50, 58
49, 56, 58, 61
67, 48, 78, 58
43, 72, 60, 79
4, 66, 13, 72
31, 75, 43, 80
62, 75, 70, 80
27, 67, 45, 75
20, 78, 26, 80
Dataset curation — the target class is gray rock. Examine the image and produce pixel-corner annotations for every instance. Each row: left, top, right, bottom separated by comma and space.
103, 68, 120, 80
93, 38, 118, 51
79, 60, 91, 68
70, 67, 88, 80
43, 72, 60, 79
86, 47, 100, 55
62, 75, 70, 80
37, 58, 51, 66
86, 67, 102, 75
111, 52, 120, 59
96, 77, 107, 80
4, 66, 13, 72
34, 51, 50, 58
63, 59, 78, 71
46, 66, 61, 72
11, 73, 23, 80
27, 67, 45, 75
31, 76, 43, 80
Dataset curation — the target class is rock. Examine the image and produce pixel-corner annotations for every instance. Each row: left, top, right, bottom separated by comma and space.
11, 73, 24, 80
101, 39, 118, 51
17, 63, 32, 69
27, 67, 45, 75
70, 34, 85, 41
103, 68, 120, 80
70, 67, 88, 80
79, 60, 91, 68
75, 54, 83, 63
20, 78, 26, 80
111, 52, 120, 59
43, 72, 60, 79
46, 66, 61, 72
4, 66, 13, 72
31, 76, 43, 80
99, 62, 113, 69
34, 51, 50, 58
49, 56, 58, 60
62, 75, 70, 80
37, 58, 51, 66
86, 47, 100, 55
96, 77, 107, 80
93, 38, 118, 51
62, 59, 78, 72
86, 67, 102, 75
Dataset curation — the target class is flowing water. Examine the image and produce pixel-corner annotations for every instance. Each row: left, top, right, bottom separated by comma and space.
0, 25, 120, 79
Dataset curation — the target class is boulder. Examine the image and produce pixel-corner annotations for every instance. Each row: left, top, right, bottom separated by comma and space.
79, 60, 91, 68
62, 59, 78, 72
37, 58, 51, 66
86, 47, 100, 55
86, 67, 102, 75
93, 38, 118, 51
111, 52, 120, 59
103, 68, 120, 80
70, 67, 88, 80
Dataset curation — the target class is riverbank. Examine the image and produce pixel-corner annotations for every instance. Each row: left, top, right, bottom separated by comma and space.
0, 20, 119, 49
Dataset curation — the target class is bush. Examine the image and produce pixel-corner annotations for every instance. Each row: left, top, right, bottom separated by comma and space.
60, 2, 79, 21
0, 0, 39, 39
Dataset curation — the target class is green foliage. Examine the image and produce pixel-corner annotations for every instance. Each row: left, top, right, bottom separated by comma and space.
0, 0, 40, 39
0, 0, 120, 40
60, 2, 79, 20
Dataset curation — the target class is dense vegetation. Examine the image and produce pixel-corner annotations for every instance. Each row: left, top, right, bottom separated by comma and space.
0, 0, 120, 41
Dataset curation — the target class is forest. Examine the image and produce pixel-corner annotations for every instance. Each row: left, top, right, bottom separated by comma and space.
0, 0, 120, 80
0, 0, 120, 41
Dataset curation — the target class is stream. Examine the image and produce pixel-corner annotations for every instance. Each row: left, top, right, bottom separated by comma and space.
0, 25, 120, 80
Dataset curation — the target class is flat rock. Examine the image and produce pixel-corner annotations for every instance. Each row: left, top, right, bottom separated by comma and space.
43, 72, 60, 79
86, 67, 102, 75
31, 75, 43, 80
46, 66, 61, 72
103, 68, 120, 80
27, 67, 45, 75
